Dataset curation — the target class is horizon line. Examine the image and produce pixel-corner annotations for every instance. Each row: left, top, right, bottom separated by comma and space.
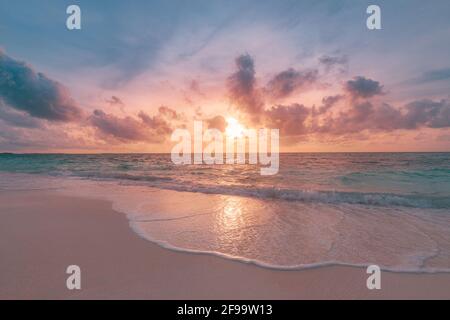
1, 151, 450, 155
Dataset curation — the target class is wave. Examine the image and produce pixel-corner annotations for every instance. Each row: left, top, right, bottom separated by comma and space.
341, 169, 450, 182
76, 172, 174, 182
66, 171, 450, 209
128, 220, 450, 274
155, 184, 450, 209
1, 165, 450, 209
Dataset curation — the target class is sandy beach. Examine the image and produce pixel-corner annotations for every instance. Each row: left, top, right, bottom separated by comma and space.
1, 190, 449, 300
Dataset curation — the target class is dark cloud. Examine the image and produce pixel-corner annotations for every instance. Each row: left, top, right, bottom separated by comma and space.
227, 54, 319, 126
318, 99, 450, 135
138, 112, 172, 136
90, 110, 151, 142
264, 103, 309, 135
257, 98, 450, 139
402, 99, 450, 129
0, 51, 83, 122
345, 76, 384, 99
226, 55, 449, 140
318, 102, 400, 134
227, 54, 264, 116
0, 101, 43, 128
90, 106, 179, 143
265, 68, 318, 99
316, 95, 343, 114
319, 55, 348, 73
89, 106, 179, 142
138, 105, 183, 136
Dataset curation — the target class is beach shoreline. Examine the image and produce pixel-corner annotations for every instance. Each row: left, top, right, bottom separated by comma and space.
1, 190, 450, 299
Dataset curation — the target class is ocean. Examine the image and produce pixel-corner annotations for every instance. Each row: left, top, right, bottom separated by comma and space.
1, 152, 450, 272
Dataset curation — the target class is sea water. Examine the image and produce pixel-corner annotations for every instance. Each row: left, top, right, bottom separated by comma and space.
1, 153, 449, 272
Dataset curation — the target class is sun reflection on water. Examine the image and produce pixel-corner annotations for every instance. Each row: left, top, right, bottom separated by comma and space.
221, 196, 244, 228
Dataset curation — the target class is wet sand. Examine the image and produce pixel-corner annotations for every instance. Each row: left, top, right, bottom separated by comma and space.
1, 190, 450, 299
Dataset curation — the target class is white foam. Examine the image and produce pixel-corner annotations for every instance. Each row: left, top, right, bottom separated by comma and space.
2, 172, 450, 274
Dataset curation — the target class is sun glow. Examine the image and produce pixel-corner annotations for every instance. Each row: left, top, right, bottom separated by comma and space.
225, 117, 245, 138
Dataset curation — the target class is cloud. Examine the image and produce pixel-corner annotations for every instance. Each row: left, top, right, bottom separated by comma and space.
415, 68, 450, 83
90, 110, 152, 142
227, 54, 319, 126
225, 54, 450, 140
205, 115, 227, 132
264, 103, 309, 135
227, 54, 264, 116
139, 105, 184, 134
89, 105, 181, 143
0, 119, 97, 152
265, 68, 318, 99
344, 76, 384, 99
318, 99, 450, 135
157, 105, 182, 120
319, 54, 348, 73
0, 51, 83, 122
402, 99, 450, 129
106, 96, 124, 106
138, 113, 171, 136
318, 102, 400, 134
261, 100, 403, 137
0, 101, 43, 129
315, 95, 343, 115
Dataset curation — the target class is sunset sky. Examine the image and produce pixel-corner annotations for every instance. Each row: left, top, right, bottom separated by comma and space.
0, 0, 450, 153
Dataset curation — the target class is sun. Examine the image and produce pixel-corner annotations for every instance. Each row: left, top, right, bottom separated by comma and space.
225, 117, 245, 138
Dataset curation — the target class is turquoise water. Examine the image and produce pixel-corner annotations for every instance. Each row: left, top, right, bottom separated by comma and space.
1, 153, 449, 208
